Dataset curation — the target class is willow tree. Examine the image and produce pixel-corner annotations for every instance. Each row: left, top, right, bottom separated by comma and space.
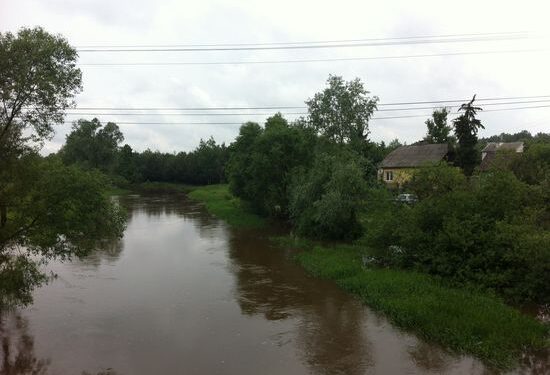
0, 27, 125, 307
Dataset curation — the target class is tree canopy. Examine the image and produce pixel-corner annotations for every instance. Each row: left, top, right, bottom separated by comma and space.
306, 75, 378, 151
61, 118, 124, 171
424, 108, 453, 144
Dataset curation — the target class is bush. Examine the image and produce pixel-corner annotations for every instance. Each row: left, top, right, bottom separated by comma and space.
367, 165, 550, 303
289, 152, 367, 240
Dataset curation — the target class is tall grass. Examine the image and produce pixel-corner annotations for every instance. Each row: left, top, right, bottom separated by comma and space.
188, 184, 265, 228
293, 244, 549, 369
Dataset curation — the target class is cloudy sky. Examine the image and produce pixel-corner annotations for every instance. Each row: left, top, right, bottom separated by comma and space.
2, 0, 550, 153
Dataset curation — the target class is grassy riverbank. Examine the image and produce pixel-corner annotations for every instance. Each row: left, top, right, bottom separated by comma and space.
284, 241, 548, 369
188, 184, 266, 228
106, 182, 192, 196
191, 184, 549, 370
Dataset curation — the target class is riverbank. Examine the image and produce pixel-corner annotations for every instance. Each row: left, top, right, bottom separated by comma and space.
106, 181, 193, 196
189, 184, 549, 370
188, 184, 265, 228
284, 239, 548, 369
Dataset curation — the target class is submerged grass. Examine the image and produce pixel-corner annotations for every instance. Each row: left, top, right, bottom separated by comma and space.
188, 184, 265, 228
290, 243, 549, 369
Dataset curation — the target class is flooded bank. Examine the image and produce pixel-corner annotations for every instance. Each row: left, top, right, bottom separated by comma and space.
0, 194, 534, 374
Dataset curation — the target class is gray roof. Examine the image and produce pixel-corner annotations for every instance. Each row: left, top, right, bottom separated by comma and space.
482, 142, 524, 153
380, 143, 449, 168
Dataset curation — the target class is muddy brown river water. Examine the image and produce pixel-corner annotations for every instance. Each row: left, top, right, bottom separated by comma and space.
0, 194, 541, 374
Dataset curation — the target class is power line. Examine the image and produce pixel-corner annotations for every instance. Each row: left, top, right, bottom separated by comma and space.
77, 34, 533, 53
56, 95, 550, 111
374, 104, 550, 120
63, 112, 308, 116
75, 31, 530, 48
61, 99, 550, 117
79, 48, 548, 66
59, 104, 550, 125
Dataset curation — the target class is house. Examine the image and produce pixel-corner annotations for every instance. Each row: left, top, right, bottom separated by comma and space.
378, 143, 450, 185
479, 142, 524, 171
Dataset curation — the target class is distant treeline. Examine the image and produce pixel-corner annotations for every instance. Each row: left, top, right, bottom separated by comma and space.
58, 118, 229, 186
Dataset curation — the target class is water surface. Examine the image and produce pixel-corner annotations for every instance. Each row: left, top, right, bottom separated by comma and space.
0, 194, 525, 374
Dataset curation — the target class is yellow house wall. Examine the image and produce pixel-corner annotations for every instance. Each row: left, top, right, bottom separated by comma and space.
379, 168, 415, 186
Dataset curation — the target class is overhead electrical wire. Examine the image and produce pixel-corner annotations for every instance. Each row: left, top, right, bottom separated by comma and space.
61, 99, 550, 117
55, 95, 550, 112
78, 48, 548, 66
76, 34, 534, 53
75, 31, 530, 49
56, 104, 550, 126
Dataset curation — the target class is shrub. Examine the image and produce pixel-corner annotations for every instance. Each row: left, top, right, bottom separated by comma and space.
289, 152, 367, 240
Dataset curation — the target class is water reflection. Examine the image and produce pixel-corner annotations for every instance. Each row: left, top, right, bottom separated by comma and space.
228, 230, 372, 374
0, 314, 50, 375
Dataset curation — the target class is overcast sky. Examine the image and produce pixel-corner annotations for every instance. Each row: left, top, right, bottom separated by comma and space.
1, 0, 549, 154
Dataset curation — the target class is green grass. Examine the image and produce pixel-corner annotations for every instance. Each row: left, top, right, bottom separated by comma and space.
105, 186, 132, 196
188, 184, 266, 228
133, 181, 193, 193
106, 182, 193, 196
288, 242, 549, 369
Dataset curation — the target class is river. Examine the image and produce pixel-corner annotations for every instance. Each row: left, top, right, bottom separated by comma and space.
0, 194, 520, 374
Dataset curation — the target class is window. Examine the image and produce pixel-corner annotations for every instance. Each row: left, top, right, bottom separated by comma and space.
385, 171, 393, 181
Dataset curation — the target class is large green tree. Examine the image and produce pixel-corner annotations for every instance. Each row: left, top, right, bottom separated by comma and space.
306, 75, 378, 151
453, 96, 484, 175
0, 27, 125, 307
61, 118, 124, 171
424, 108, 453, 144
0, 27, 82, 149
226, 115, 316, 216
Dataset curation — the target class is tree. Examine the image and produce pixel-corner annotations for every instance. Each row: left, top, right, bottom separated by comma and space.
1, 27, 82, 231
306, 75, 378, 151
0, 27, 82, 149
424, 108, 453, 144
288, 151, 367, 240
0, 28, 124, 307
226, 122, 263, 199
453, 95, 484, 175
226, 115, 316, 216
61, 118, 124, 171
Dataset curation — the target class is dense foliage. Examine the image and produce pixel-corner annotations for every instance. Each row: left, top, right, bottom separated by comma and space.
60, 120, 229, 186
225, 77, 380, 236
61, 118, 124, 171
226, 115, 316, 216
367, 164, 549, 303
289, 152, 367, 239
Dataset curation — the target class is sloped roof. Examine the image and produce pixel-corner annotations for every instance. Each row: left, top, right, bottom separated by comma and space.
380, 143, 449, 168
479, 142, 523, 171
482, 142, 524, 153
